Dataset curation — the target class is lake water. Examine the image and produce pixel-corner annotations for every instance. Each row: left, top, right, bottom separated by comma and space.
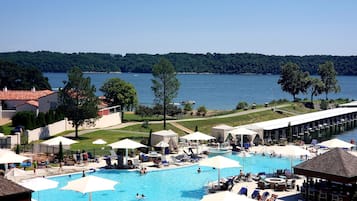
44, 73, 357, 110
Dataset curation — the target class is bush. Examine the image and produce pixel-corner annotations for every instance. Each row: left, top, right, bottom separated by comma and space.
196, 105, 207, 116
236, 101, 248, 110
183, 103, 193, 114
12, 111, 36, 130
135, 105, 154, 117
320, 100, 328, 110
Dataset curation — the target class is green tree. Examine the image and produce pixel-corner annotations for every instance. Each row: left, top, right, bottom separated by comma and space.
307, 77, 324, 102
318, 61, 340, 100
277, 62, 309, 101
151, 58, 180, 129
59, 67, 99, 138
100, 78, 138, 121
0, 60, 51, 90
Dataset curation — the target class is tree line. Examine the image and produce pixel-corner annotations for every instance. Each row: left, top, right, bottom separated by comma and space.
1, 51, 357, 75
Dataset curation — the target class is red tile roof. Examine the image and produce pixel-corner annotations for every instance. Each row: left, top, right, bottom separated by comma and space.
0, 90, 54, 101
24, 100, 39, 107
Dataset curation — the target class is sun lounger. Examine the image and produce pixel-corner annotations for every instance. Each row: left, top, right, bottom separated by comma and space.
261, 191, 270, 201
251, 189, 260, 199
238, 187, 248, 196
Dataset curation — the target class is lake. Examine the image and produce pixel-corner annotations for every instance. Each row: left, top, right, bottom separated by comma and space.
44, 73, 357, 110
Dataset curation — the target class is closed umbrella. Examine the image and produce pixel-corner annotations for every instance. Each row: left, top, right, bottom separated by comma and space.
62, 175, 118, 201
19, 177, 58, 201
199, 155, 241, 185
108, 138, 147, 165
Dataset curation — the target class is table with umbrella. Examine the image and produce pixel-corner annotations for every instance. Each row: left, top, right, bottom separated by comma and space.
41, 136, 78, 146
199, 155, 241, 190
108, 138, 147, 166
237, 151, 252, 171
62, 175, 118, 201
181, 132, 215, 154
92, 139, 107, 157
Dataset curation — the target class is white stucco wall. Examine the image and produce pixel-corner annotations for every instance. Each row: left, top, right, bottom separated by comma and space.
27, 112, 121, 143
38, 92, 58, 113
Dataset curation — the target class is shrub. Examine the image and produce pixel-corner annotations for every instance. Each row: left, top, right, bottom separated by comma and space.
320, 99, 328, 110
196, 105, 207, 116
236, 101, 248, 110
183, 103, 193, 114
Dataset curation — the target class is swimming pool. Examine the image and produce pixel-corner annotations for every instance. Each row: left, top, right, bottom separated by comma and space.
37, 154, 301, 201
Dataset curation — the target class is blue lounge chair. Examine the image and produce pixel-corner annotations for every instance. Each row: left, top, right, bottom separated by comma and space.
261, 191, 270, 201
238, 187, 248, 196
251, 189, 260, 199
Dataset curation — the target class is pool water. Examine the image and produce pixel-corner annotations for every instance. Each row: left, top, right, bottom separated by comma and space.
37, 154, 301, 201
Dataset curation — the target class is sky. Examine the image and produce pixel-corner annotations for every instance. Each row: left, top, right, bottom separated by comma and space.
1, 0, 357, 56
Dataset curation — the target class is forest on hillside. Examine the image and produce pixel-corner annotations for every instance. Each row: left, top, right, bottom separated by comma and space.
1, 51, 357, 75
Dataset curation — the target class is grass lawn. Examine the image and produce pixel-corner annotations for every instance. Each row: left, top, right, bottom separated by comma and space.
69, 129, 148, 156
176, 110, 293, 134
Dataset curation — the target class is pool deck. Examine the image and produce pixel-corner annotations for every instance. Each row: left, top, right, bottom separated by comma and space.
7, 145, 315, 200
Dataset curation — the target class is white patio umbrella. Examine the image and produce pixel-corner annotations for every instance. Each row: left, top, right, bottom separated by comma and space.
41, 136, 78, 146
0, 149, 31, 164
238, 151, 252, 171
5, 167, 27, 178
199, 155, 241, 184
61, 175, 118, 201
317, 138, 355, 149
19, 177, 59, 201
181, 132, 215, 141
181, 132, 215, 154
229, 127, 257, 148
92, 139, 107, 145
108, 138, 147, 165
201, 191, 255, 201
155, 141, 169, 154
273, 145, 311, 171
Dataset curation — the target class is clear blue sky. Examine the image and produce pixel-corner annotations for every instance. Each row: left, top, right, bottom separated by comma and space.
1, 0, 356, 56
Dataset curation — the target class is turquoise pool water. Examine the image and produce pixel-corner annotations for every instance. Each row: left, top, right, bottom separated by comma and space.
37, 154, 301, 201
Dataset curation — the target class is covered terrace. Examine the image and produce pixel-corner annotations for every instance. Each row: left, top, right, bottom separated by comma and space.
293, 148, 357, 201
